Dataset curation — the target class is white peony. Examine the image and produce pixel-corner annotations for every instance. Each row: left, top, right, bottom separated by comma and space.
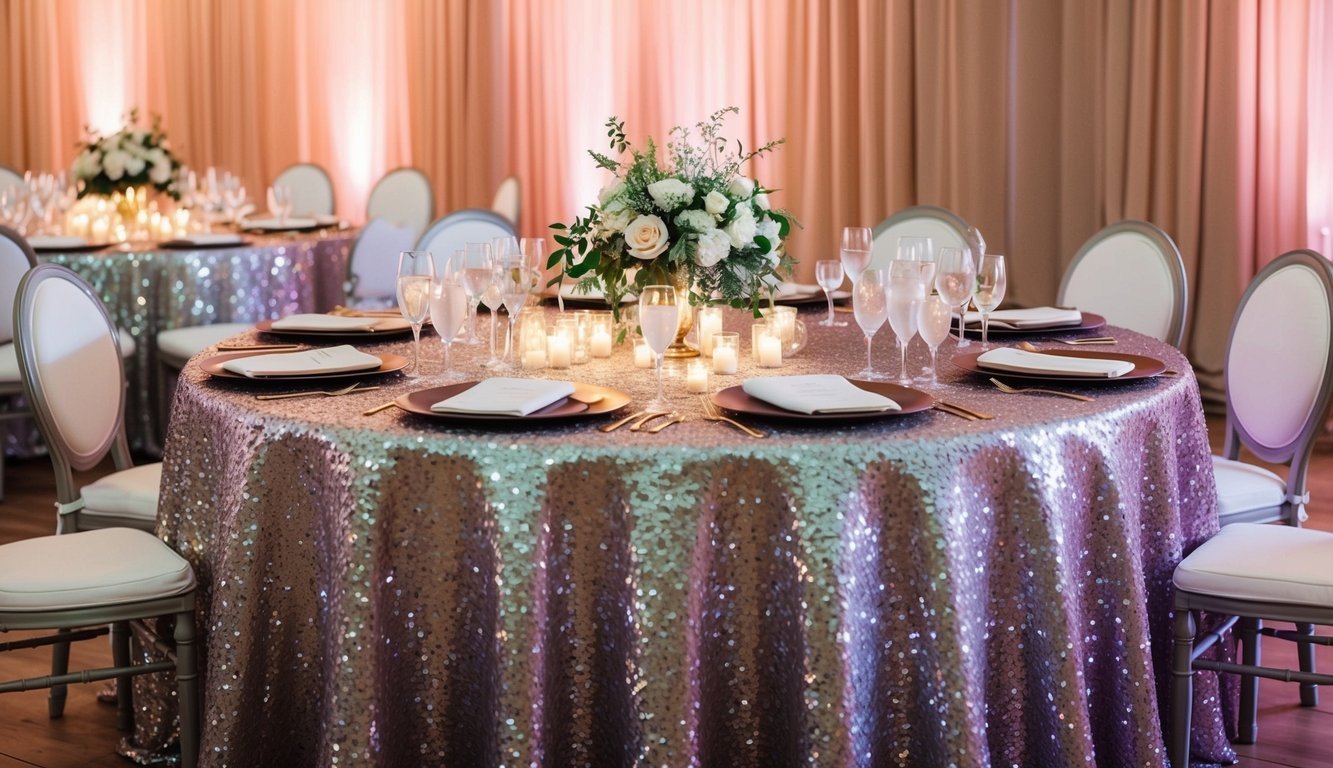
647, 178, 695, 211
674, 208, 716, 233
727, 175, 755, 199
756, 217, 782, 258
598, 179, 626, 206
753, 192, 771, 210
694, 228, 732, 268
703, 189, 730, 216
124, 154, 147, 177
102, 150, 130, 181
723, 206, 757, 249
623, 214, 670, 260
145, 148, 166, 167
600, 205, 633, 234
149, 160, 173, 185
71, 150, 101, 180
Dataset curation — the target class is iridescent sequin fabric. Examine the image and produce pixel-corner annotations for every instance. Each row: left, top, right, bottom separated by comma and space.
148, 309, 1231, 767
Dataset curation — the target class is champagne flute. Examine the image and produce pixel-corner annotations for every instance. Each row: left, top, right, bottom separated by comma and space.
479, 269, 505, 368
815, 259, 846, 327
639, 285, 680, 411
917, 293, 953, 386
886, 261, 925, 386
520, 237, 547, 307
459, 242, 494, 345
396, 250, 435, 377
974, 253, 1008, 348
498, 259, 537, 368
852, 269, 889, 380
935, 246, 976, 348
430, 259, 469, 381
840, 226, 873, 286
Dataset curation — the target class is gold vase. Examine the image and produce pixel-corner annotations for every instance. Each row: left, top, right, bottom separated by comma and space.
112, 187, 142, 222
664, 270, 698, 359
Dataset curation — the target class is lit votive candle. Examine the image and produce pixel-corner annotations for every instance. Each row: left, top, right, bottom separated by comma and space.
697, 307, 723, 357
757, 331, 783, 368
547, 334, 572, 369
522, 348, 547, 370
686, 361, 710, 393
590, 328, 613, 358
91, 217, 110, 243
634, 341, 653, 368
712, 332, 739, 375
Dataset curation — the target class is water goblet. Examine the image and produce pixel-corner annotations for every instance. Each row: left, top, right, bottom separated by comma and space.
935, 245, 977, 348
815, 259, 846, 327
974, 253, 1008, 348
459, 242, 494, 345
639, 285, 680, 411
852, 269, 889, 380
396, 250, 435, 377
917, 294, 954, 387
886, 261, 925, 386
841, 226, 873, 286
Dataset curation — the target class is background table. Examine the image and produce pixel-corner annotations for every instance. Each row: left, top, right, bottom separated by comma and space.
151, 310, 1232, 767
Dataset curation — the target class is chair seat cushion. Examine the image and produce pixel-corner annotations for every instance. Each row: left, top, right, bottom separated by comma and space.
1213, 456, 1286, 518
0, 342, 18, 383
156, 323, 252, 364
1175, 523, 1333, 607
0, 527, 194, 611
80, 462, 161, 523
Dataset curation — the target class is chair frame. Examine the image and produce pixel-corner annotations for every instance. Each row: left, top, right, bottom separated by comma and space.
272, 162, 336, 216
491, 175, 521, 229
871, 205, 970, 253
344, 217, 418, 303
0, 226, 38, 500
1169, 251, 1333, 767
1057, 220, 1188, 347
366, 166, 434, 233
415, 208, 517, 252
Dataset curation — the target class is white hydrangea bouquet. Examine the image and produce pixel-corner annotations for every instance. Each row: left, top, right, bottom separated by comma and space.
71, 109, 181, 199
549, 107, 794, 316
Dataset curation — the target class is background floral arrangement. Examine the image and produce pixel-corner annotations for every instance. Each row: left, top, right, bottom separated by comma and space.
71, 110, 181, 199
549, 107, 794, 315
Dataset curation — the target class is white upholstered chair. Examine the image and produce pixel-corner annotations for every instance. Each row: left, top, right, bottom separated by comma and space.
870, 205, 970, 272
346, 217, 418, 307
416, 208, 517, 279
367, 167, 433, 240
1057, 220, 1187, 347
0, 165, 21, 197
490, 176, 520, 228
1168, 250, 1333, 767
271, 162, 335, 216
0, 226, 38, 500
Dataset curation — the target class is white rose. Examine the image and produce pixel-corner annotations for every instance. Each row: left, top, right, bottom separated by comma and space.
71, 150, 100, 180
694, 229, 732, 268
149, 160, 173, 185
674, 209, 716, 233
703, 190, 729, 216
146, 148, 166, 167
727, 175, 755, 199
600, 206, 633, 233
598, 180, 625, 206
124, 154, 147, 177
756, 217, 781, 254
753, 192, 771, 210
623, 214, 670, 260
647, 178, 695, 211
723, 206, 757, 250
102, 150, 130, 181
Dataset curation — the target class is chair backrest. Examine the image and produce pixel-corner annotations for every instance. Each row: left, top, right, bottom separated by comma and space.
14, 265, 133, 493
346, 218, 418, 303
0, 226, 38, 342
1222, 250, 1333, 506
870, 205, 970, 272
416, 209, 516, 278
366, 167, 434, 240
491, 176, 520, 228
271, 162, 335, 216
0, 166, 21, 198
1057, 220, 1187, 346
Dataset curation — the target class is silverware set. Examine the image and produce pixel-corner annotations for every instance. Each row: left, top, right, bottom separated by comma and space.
255, 382, 380, 401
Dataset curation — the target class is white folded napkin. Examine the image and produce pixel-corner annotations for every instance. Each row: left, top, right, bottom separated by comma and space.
742, 375, 901, 414
28, 235, 90, 249
773, 281, 822, 300
963, 306, 1083, 330
243, 216, 318, 230
431, 377, 576, 416
221, 344, 381, 378
168, 233, 245, 246
976, 347, 1134, 377
271, 314, 381, 332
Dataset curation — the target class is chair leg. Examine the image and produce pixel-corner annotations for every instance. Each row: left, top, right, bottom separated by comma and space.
111, 621, 134, 731
175, 610, 200, 768
1170, 608, 1196, 768
48, 629, 70, 718
1296, 622, 1319, 707
1237, 616, 1261, 744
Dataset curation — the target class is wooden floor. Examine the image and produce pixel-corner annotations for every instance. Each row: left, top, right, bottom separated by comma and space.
0, 419, 1329, 766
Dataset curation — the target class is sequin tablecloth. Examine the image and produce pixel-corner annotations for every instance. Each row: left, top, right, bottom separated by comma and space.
38, 229, 354, 453
153, 310, 1232, 767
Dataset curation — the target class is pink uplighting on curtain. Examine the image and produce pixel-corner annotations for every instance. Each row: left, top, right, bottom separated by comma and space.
1309, 0, 1333, 256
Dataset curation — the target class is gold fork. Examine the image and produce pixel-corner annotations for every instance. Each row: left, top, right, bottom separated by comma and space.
988, 377, 1093, 402
699, 395, 765, 438
255, 382, 379, 401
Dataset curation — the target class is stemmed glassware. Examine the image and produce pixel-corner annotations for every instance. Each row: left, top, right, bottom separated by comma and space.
917, 294, 954, 386
896, 235, 933, 263
396, 250, 435, 377
498, 259, 539, 367
840, 226, 873, 287
479, 265, 505, 368
429, 256, 469, 381
886, 261, 926, 386
638, 285, 680, 411
974, 253, 1008, 348
459, 243, 494, 345
935, 246, 977, 348
815, 259, 846, 327
267, 185, 292, 225
852, 269, 889, 380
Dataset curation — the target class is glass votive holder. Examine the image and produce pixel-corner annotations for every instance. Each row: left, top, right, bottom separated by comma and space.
549, 319, 576, 369
696, 306, 724, 358
759, 305, 798, 345
519, 312, 548, 370
712, 331, 739, 374
633, 335, 654, 368
751, 322, 783, 368
685, 360, 710, 393
586, 310, 615, 358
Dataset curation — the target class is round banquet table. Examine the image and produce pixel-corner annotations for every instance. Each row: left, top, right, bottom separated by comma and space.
35, 228, 355, 453
146, 307, 1235, 768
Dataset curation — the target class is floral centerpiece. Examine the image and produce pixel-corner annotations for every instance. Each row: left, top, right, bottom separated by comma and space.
549, 107, 794, 317
70, 109, 181, 200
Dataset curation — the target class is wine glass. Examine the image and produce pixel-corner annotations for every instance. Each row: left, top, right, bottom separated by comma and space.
639, 285, 680, 411
267, 185, 292, 225
852, 269, 889, 380
886, 261, 925, 386
935, 246, 977, 348
840, 226, 873, 286
974, 253, 1008, 348
459, 242, 494, 345
396, 250, 435, 377
492, 235, 520, 261
896, 236, 933, 263
479, 269, 505, 368
429, 255, 469, 381
917, 293, 954, 386
520, 237, 547, 307
498, 259, 539, 367
815, 259, 846, 327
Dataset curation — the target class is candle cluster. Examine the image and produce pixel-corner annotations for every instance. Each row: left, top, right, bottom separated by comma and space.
63, 189, 194, 244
